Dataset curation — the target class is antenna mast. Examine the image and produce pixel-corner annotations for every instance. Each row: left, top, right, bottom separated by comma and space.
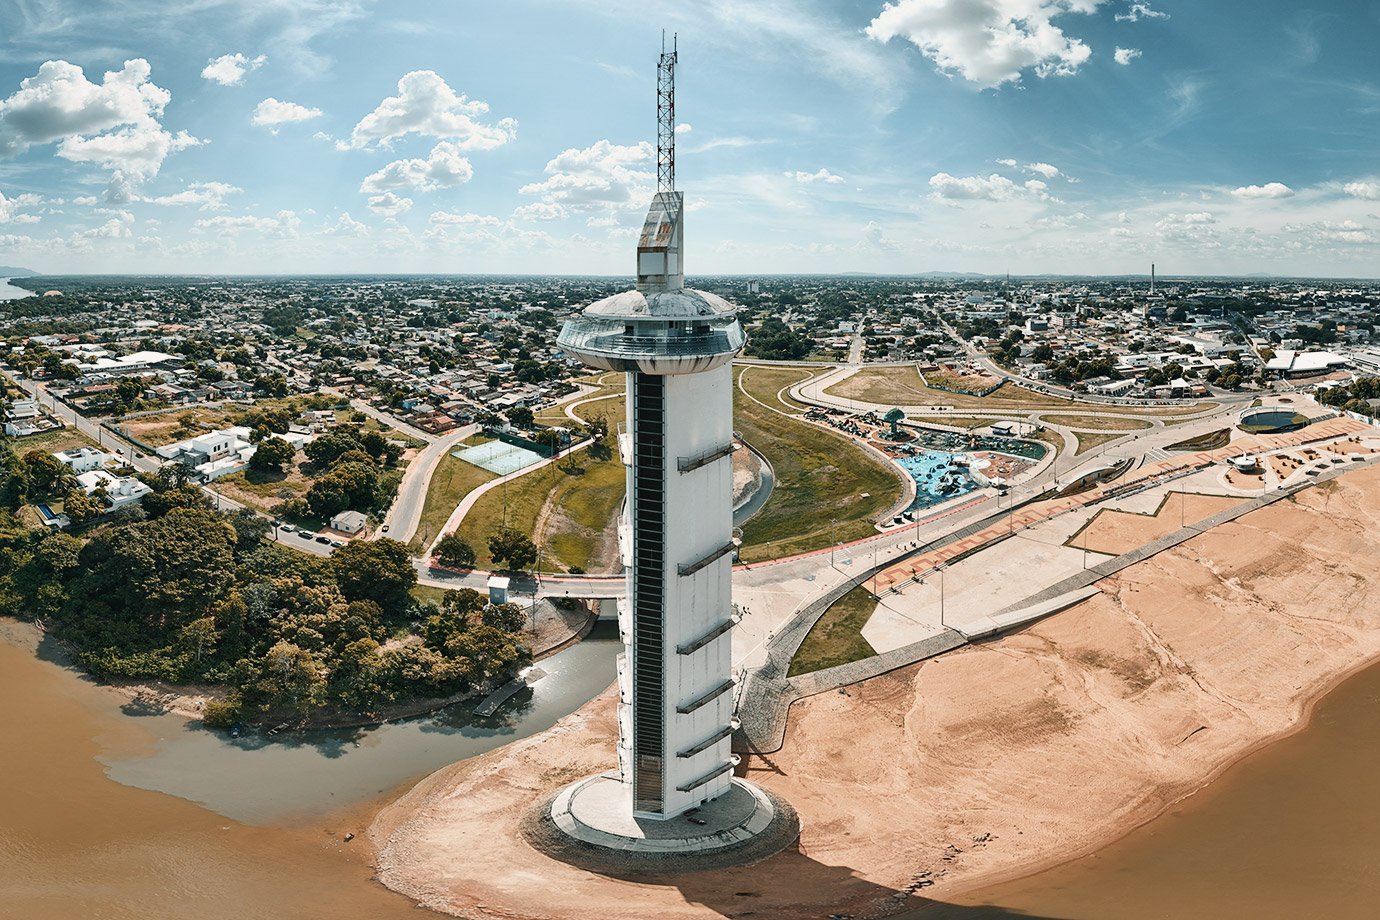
657, 32, 677, 193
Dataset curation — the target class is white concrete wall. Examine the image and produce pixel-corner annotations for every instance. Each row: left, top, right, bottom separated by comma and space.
658, 364, 735, 814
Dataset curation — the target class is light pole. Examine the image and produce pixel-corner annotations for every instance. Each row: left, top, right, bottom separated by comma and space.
938, 562, 946, 628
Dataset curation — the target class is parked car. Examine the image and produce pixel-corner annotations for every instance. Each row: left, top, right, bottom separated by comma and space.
316, 536, 331, 545
299, 531, 314, 539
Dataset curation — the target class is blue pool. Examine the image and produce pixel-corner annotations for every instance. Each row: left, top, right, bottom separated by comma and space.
896, 451, 979, 511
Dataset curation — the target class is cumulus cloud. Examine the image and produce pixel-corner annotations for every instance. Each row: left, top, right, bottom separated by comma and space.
1024, 162, 1061, 178
1114, 47, 1142, 65
359, 141, 474, 193
325, 212, 368, 236
0, 191, 42, 224
1282, 219, 1375, 245
346, 70, 516, 150
788, 168, 845, 184
513, 202, 568, 222
139, 181, 241, 211
1231, 182, 1294, 200
194, 210, 301, 237
675, 123, 693, 134
1115, 2, 1168, 22
428, 211, 502, 226
0, 59, 201, 197
519, 139, 654, 213
1343, 180, 1380, 201
929, 172, 1052, 201
201, 53, 266, 86
252, 98, 323, 131
867, 0, 1102, 88
366, 191, 413, 216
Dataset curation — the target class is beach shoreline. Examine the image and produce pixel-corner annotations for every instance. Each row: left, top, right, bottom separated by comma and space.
370, 463, 1380, 920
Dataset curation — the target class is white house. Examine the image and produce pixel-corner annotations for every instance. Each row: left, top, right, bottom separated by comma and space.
330, 510, 367, 534
75, 469, 152, 511
53, 446, 115, 473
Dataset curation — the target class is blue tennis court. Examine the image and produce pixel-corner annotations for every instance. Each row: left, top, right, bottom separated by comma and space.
453, 439, 546, 475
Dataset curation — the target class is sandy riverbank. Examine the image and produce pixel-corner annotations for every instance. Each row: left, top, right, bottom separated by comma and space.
371, 463, 1380, 919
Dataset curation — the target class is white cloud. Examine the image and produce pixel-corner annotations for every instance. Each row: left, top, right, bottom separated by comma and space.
141, 181, 241, 211
78, 210, 134, 239
519, 139, 654, 213
194, 210, 301, 237
72, 196, 98, 206
326, 212, 368, 236
1282, 219, 1375, 245
1343, 180, 1380, 201
1115, 2, 1168, 22
0, 59, 202, 196
788, 167, 845, 184
675, 123, 693, 135
1024, 162, 1061, 178
201, 53, 267, 86
1231, 182, 1294, 200
0, 191, 42, 224
996, 158, 1018, 167
366, 191, 413, 216
428, 211, 502, 226
252, 98, 323, 130
867, 0, 1103, 88
1114, 47, 1142, 65
929, 171, 1052, 201
513, 202, 568, 222
346, 70, 517, 150
359, 141, 474, 193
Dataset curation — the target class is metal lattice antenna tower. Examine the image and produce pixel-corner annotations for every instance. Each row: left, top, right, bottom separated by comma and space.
657, 32, 677, 193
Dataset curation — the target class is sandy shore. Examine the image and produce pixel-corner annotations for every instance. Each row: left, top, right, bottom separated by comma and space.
372, 464, 1380, 919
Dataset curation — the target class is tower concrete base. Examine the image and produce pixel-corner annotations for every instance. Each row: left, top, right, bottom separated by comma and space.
522, 771, 800, 874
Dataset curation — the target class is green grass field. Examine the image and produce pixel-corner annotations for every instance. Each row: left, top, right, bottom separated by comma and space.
830, 365, 1216, 418
453, 442, 625, 573
410, 449, 498, 553
735, 363, 823, 413
788, 585, 878, 676
734, 367, 903, 563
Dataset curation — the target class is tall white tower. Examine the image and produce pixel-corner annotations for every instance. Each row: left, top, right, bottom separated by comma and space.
557, 38, 746, 820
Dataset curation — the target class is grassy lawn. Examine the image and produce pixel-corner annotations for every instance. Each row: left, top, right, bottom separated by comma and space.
1041, 413, 1153, 431
1074, 430, 1125, 455
736, 363, 824, 413
735, 368, 903, 563
454, 442, 626, 573
829, 366, 1216, 418
789, 585, 878, 676
215, 463, 312, 514
6, 425, 102, 455
410, 446, 499, 552
535, 373, 626, 428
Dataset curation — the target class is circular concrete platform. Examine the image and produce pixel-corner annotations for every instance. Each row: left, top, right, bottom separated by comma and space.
523, 771, 800, 874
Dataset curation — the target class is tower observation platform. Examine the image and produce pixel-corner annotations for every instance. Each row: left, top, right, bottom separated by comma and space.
530, 39, 797, 869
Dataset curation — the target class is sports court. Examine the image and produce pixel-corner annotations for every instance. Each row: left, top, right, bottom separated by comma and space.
452, 438, 546, 475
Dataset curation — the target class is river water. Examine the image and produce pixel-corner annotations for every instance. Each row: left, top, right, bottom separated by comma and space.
0, 619, 618, 919
925, 656, 1380, 919
0, 277, 35, 300
5, 614, 1379, 919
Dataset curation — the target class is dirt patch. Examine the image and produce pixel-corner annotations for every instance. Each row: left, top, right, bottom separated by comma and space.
1070, 493, 1243, 555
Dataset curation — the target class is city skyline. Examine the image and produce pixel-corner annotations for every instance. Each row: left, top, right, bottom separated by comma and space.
1, 1, 1379, 277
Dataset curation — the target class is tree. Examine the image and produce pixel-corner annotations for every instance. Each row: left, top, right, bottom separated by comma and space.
306, 460, 379, 517
249, 436, 296, 473
435, 533, 476, 568
586, 413, 609, 441
505, 405, 534, 429
482, 602, 526, 633
329, 538, 416, 612
488, 527, 537, 571
62, 486, 102, 527
304, 429, 367, 467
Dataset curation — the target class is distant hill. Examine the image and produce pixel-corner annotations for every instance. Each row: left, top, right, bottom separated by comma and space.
0, 266, 38, 277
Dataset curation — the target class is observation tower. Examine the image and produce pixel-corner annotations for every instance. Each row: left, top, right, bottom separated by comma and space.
534, 38, 796, 867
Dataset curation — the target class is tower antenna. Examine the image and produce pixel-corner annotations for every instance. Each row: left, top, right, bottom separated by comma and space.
657, 32, 678, 193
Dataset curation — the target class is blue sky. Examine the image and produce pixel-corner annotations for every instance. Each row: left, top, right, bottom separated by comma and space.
1, 0, 1378, 277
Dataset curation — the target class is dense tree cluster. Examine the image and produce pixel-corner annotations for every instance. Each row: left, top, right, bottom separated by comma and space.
745, 316, 812, 360
1317, 377, 1380, 416
0, 479, 529, 724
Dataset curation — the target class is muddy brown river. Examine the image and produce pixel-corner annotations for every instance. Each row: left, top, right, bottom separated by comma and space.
4, 618, 1378, 920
